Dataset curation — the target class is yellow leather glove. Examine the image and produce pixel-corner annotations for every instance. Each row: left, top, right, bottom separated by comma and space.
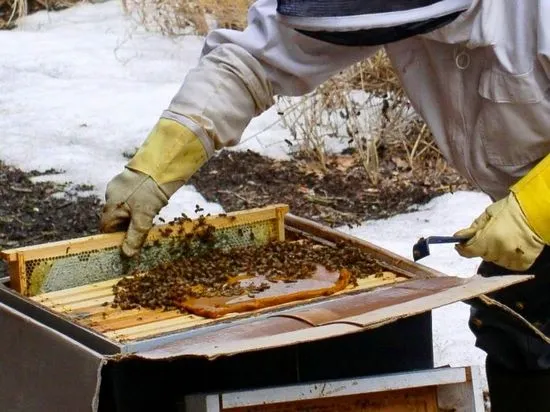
100, 118, 208, 257
454, 154, 550, 271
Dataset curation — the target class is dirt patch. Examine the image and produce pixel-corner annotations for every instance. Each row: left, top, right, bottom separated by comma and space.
0, 161, 101, 276
190, 149, 473, 227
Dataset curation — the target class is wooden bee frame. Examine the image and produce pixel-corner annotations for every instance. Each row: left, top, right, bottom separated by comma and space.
0, 204, 289, 296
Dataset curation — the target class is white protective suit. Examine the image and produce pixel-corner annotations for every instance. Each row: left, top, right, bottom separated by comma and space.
165, 0, 550, 202
100, 2, 550, 391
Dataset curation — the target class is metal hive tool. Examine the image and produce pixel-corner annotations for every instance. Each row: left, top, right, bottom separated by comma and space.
412, 235, 471, 261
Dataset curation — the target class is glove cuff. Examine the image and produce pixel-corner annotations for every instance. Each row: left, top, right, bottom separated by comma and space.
511, 153, 550, 244
126, 118, 208, 187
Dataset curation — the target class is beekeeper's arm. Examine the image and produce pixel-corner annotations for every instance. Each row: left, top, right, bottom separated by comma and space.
100, 0, 377, 257
455, 38, 550, 271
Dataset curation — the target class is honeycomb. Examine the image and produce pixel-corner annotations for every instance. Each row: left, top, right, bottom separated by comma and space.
19, 208, 284, 296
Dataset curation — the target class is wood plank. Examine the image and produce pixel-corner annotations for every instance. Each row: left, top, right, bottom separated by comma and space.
103, 314, 216, 340
31, 278, 119, 301
69, 305, 134, 320
330, 274, 531, 327
37, 287, 115, 306
275, 207, 286, 242
221, 367, 467, 408
107, 277, 404, 342
27, 255, 406, 343
41, 295, 115, 313
61, 295, 115, 310
7, 254, 25, 294
1, 204, 289, 262
90, 310, 185, 333
225, 387, 438, 412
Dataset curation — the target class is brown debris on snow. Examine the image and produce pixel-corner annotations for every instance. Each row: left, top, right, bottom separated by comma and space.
189, 149, 472, 228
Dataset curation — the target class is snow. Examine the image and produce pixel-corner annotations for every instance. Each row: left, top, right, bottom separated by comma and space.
2, 0, 494, 389
338, 190, 492, 387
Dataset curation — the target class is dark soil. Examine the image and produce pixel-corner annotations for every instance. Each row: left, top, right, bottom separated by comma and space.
0, 161, 101, 277
189, 149, 472, 227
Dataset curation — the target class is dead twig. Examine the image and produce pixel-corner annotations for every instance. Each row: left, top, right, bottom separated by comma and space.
216, 189, 254, 204
305, 194, 352, 207
10, 185, 32, 193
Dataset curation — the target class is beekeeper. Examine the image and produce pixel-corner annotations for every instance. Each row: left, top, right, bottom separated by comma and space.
100, 0, 550, 409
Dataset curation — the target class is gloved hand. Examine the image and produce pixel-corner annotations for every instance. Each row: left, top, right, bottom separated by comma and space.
454, 154, 550, 271
454, 193, 544, 271
100, 117, 208, 257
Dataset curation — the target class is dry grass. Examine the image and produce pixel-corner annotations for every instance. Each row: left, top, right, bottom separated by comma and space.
199, 0, 250, 31
121, 0, 204, 35
121, 0, 251, 36
1, 0, 27, 28
276, 51, 439, 183
347, 51, 404, 98
0, 0, 80, 29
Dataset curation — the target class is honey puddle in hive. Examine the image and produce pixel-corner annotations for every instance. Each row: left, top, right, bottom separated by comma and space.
180, 265, 350, 318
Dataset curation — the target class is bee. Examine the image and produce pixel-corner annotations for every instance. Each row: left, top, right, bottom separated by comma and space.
159, 217, 166, 223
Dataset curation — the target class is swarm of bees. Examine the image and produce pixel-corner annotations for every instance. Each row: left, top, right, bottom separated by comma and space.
112, 212, 385, 312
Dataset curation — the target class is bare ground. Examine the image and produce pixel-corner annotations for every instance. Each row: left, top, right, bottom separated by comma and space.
0, 148, 472, 276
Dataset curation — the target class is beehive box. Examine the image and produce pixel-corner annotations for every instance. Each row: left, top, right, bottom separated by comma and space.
0, 205, 533, 412
0, 204, 413, 344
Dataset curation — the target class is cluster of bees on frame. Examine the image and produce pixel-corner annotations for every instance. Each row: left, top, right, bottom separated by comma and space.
111, 207, 387, 313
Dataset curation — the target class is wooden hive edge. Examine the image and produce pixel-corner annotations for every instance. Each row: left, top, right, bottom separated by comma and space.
0, 204, 289, 263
